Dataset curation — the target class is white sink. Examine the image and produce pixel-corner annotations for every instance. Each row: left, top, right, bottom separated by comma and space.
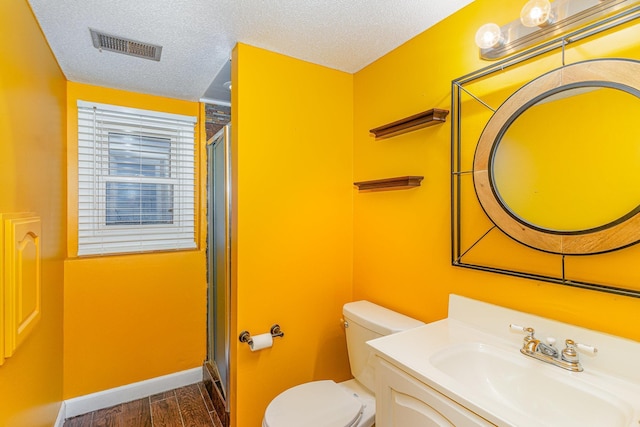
429, 342, 634, 427
367, 295, 640, 427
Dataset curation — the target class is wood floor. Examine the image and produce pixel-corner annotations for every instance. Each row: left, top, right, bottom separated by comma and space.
64, 382, 223, 427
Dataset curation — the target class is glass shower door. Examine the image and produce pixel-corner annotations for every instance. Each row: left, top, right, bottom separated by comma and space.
207, 125, 231, 406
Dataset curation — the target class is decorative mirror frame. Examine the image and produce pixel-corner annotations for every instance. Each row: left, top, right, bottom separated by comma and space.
451, 5, 640, 298
474, 59, 640, 255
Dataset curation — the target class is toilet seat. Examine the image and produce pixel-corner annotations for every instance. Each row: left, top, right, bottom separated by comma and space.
263, 380, 364, 427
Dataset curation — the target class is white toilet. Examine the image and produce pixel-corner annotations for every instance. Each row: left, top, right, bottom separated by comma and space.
262, 300, 425, 427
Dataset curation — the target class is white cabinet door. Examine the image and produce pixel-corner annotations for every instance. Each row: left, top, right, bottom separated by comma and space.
375, 357, 496, 427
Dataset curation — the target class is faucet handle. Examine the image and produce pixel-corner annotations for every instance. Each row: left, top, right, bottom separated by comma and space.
576, 341, 598, 355
524, 327, 535, 340
510, 324, 534, 335
562, 339, 579, 363
509, 324, 526, 333
562, 339, 598, 364
510, 324, 536, 340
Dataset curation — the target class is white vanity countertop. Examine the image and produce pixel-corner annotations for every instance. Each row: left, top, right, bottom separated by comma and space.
367, 295, 640, 427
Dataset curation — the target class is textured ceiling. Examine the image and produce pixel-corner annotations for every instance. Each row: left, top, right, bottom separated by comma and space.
27, 0, 475, 102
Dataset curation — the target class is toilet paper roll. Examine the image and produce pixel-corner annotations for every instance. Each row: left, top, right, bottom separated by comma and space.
249, 333, 273, 352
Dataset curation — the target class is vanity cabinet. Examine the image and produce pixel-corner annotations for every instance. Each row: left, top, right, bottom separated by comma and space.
375, 357, 496, 427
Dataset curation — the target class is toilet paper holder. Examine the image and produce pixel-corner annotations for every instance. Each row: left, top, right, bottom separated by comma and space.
239, 324, 284, 346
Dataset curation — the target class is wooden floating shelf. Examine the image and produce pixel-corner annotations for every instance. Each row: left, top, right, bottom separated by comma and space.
354, 176, 424, 192
369, 108, 449, 140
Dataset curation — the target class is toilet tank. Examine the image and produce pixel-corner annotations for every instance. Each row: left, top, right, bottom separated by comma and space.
343, 301, 424, 392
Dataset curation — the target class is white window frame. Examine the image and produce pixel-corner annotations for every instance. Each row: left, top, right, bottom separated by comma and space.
77, 100, 197, 256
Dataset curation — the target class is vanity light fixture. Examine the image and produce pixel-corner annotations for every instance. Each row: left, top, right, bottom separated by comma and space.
520, 0, 554, 27
475, 0, 640, 60
475, 23, 504, 49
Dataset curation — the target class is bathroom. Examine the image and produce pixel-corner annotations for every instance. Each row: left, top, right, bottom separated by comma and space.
1, 0, 640, 426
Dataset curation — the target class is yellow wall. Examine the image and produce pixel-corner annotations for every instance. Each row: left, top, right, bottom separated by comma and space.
231, 43, 354, 427
353, 0, 640, 340
0, 1, 66, 425
64, 82, 207, 398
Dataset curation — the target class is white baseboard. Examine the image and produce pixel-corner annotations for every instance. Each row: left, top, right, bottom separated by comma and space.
64, 367, 202, 419
54, 401, 66, 427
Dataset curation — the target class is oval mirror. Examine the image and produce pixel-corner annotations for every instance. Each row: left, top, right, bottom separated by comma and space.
493, 86, 640, 232
474, 59, 640, 255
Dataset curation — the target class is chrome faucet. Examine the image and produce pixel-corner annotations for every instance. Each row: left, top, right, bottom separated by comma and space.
509, 324, 597, 372
537, 340, 559, 358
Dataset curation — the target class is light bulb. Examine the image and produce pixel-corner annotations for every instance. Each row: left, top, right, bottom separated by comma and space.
475, 23, 503, 49
520, 0, 553, 27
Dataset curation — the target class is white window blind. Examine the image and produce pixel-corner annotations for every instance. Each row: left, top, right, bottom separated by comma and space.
77, 100, 197, 256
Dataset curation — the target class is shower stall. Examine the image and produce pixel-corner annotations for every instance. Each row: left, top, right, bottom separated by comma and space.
205, 124, 231, 426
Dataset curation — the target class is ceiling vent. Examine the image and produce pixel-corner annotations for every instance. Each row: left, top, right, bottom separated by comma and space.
90, 29, 162, 61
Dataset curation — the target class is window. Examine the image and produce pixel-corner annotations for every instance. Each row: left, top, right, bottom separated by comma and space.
77, 101, 197, 256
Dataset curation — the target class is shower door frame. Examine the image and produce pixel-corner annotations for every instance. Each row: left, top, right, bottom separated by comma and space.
206, 124, 232, 410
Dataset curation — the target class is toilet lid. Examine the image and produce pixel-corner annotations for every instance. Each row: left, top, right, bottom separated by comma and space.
264, 380, 364, 427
